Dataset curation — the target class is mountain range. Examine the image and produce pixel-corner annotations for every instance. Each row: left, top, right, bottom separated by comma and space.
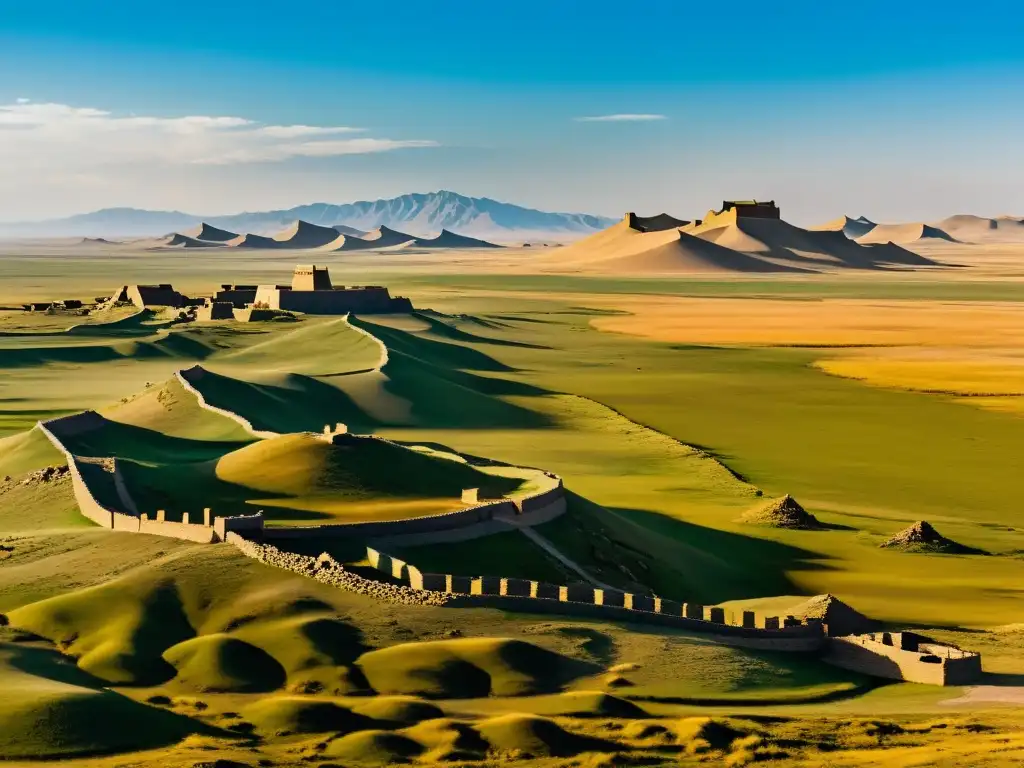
0, 191, 615, 241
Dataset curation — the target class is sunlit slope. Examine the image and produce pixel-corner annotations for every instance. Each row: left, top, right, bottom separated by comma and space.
0, 428, 65, 477
101, 377, 255, 442
2, 542, 858, 710
115, 432, 525, 524
214, 433, 521, 500
0, 640, 202, 759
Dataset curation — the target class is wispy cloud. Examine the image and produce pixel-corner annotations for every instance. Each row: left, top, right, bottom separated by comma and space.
0, 100, 439, 167
574, 113, 667, 122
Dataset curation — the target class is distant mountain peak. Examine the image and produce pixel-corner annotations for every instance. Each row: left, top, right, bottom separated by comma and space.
0, 191, 614, 240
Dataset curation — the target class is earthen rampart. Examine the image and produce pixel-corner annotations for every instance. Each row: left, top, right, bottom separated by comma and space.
36, 416, 259, 545
175, 366, 280, 439
824, 632, 981, 686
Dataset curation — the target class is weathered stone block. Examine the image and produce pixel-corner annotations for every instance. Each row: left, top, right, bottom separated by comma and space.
449, 575, 472, 594
707, 606, 726, 623
461, 488, 479, 504
535, 582, 560, 599
565, 584, 594, 603
743, 610, 757, 628
764, 616, 781, 630
683, 603, 703, 619
502, 578, 532, 597
602, 590, 627, 608
631, 595, 656, 613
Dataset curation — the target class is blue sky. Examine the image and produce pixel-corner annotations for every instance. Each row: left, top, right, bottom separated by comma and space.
1, 0, 1022, 222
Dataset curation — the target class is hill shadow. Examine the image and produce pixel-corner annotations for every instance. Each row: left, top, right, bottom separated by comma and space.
607, 505, 837, 603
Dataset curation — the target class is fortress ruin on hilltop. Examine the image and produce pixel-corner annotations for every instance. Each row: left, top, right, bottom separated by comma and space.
699, 200, 780, 229
248, 265, 412, 315
104, 265, 412, 318
623, 200, 781, 232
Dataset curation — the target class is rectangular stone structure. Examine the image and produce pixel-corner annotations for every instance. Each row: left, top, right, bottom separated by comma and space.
707, 606, 726, 624
564, 584, 594, 604
742, 610, 757, 628
662, 599, 683, 617
501, 578, 532, 597
181, 512, 190, 525
631, 595, 656, 613
421, 573, 447, 591
449, 575, 472, 594
461, 488, 479, 504
203, 508, 212, 526
558, 586, 569, 602
478, 576, 502, 595
764, 616, 781, 630
783, 615, 802, 628
156, 509, 166, 522
684, 603, 703, 619
601, 590, 627, 608
535, 582, 560, 600
653, 597, 663, 613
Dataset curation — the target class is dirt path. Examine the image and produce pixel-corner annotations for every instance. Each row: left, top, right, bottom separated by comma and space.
942, 686, 1024, 706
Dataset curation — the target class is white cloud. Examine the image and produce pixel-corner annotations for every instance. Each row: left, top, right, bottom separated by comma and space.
574, 113, 667, 122
0, 101, 438, 167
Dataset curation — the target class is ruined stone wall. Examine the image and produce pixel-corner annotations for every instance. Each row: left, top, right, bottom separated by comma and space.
175, 366, 280, 439
824, 633, 982, 685
35, 421, 113, 528
262, 499, 518, 541
225, 533, 453, 607
363, 545, 823, 651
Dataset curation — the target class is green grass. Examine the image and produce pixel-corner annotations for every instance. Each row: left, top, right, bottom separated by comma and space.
392, 530, 569, 583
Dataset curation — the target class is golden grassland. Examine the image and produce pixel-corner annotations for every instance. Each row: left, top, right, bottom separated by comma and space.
5, 242, 1024, 764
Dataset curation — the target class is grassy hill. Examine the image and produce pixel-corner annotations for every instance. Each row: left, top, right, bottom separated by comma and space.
115, 432, 526, 524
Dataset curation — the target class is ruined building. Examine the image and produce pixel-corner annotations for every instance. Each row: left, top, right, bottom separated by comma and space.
698, 200, 781, 228
252, 265, 413, 314
110, 284, 190, 309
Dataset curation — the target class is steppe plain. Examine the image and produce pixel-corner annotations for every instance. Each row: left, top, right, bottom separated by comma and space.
4, 232, 1024, 767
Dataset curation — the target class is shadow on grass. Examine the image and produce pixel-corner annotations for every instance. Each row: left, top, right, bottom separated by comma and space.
606, 505, 838, 603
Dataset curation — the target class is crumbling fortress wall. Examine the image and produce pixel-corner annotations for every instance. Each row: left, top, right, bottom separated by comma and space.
222, 533, 822, 651
175, 366, 280, 439
360, 546, 822, 651
35, 414, 263, 544
825, 631, 982, 685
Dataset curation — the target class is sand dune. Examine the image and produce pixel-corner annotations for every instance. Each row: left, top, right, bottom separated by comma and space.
75, 237, 121, 247
332, 224, 368, 237
226, 233, 280, 249
626, 212, 691, 232
934, 214, 1024, 243
272, 220, 343, 249
553, 217, 803, 273
412, 229, 501, 249
810, 215, 877, 239
160, 233, 226, 249
856, 222, 957, 245
694, 217, 936, 268
362, 225, 417, 247
183, 222, 239, 243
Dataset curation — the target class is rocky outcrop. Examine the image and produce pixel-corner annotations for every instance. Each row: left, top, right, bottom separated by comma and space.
738, 495, 822, 529
881, 521, 984, 555
226, 534, 453, 607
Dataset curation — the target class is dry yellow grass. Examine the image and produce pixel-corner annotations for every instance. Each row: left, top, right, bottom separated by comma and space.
590, 295, 1024, 416
590, 296, 1024, 348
